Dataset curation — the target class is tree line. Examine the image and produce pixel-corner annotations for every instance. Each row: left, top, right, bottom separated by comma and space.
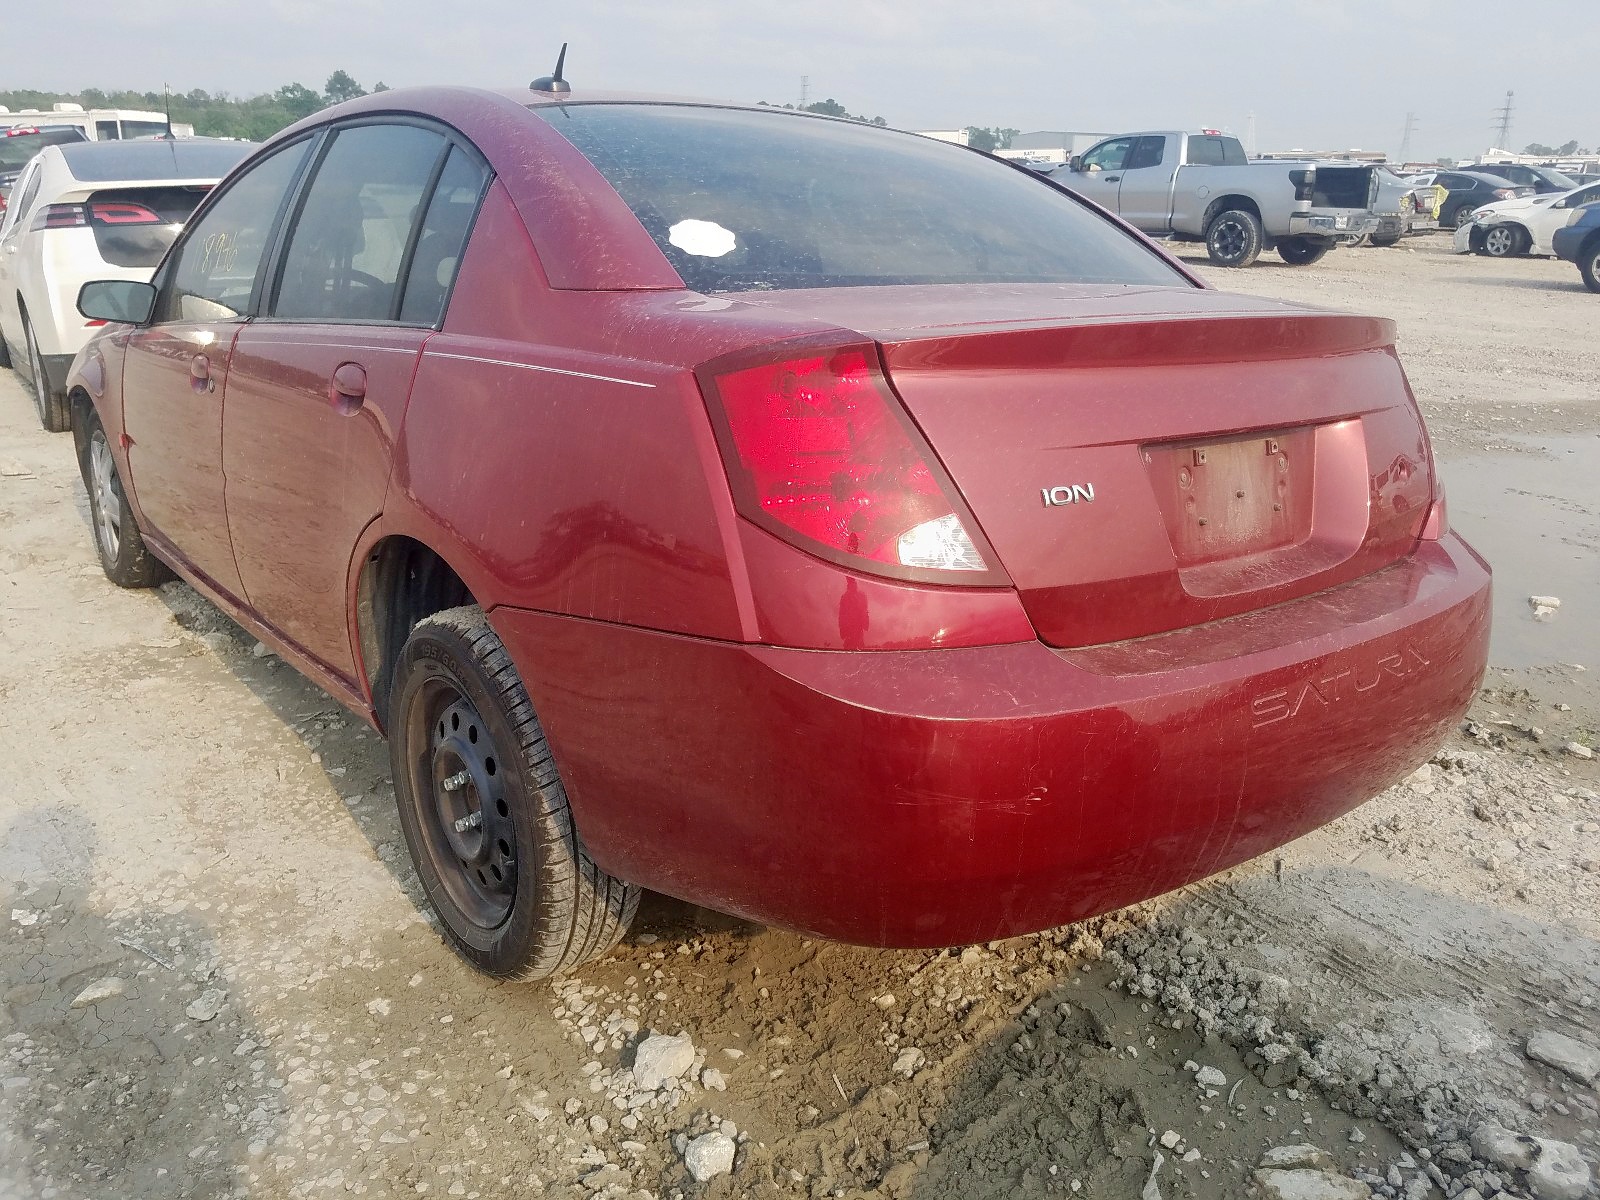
0, 71, 384, 142
1523, 140, 1592, 157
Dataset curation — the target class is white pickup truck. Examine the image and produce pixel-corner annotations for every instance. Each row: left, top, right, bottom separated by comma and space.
1049, 130, 1377, 267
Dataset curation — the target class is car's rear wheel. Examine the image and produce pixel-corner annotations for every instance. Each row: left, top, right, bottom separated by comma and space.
389, 606, 639, 979
1276, 236, 1330, 266
1452, 205, 1478, 230
1482, 224, 1526, 258
24, 315, 71, 433
1580, 241, 1600, 294
1205, 209, 1263, 267
80, 413, 171, 588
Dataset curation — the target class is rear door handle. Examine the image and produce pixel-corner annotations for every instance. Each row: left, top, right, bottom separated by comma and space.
329, 362, 367, 415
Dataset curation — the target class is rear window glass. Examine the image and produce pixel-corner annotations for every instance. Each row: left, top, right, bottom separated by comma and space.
534, 104, 1187, 293
1187, 136, 1247, 166
0, 128, 85, 171
59, 140, 252, 182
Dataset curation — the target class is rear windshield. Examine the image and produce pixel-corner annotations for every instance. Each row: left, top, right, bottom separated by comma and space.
1, 128, 85, 171
58, 139, 252, 183
534, 103, 1188, 293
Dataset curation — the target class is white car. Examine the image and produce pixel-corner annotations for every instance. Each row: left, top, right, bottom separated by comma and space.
0, 137, 251, 430
1453, 179, 1600, 258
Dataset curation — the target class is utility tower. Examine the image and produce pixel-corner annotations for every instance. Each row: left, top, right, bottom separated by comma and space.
799, 76, 809, 110
1398, 112, 1416, 164
1492, 91, 1514, 150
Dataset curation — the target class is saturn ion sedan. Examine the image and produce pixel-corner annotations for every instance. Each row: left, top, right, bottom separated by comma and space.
66, 85, 1491, 979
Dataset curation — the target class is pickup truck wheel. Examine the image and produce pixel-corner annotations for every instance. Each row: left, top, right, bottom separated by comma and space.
390, 606, 640, 980
1580, 241, 1600, 293
1205, 209, 1263, 267
1481, 225, 1527, 258
1276, 236, 1331, 266
80, 413, 171, 588
1369, 233, 1402, 248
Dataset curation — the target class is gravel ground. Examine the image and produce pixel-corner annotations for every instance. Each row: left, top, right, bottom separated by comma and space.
1, 236, 1597, 1200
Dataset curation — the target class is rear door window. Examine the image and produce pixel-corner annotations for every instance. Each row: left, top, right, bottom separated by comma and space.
272, 123, 448, 322
1125, 136, 1165, 170
158, 138, 312, 322
398, 146, 490, 325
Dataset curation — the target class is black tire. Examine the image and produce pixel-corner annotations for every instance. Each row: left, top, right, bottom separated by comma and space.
1276, 236, 1331, 266
389, 606, 639, 979
1205, 208, 1264, 267
1481, 224, 1527, 258
23, 313, 70, 433
1580, 240, 1600, 294
1369, 233, 1402, 248
80, 412, 170, 588
0, 326, 12, 370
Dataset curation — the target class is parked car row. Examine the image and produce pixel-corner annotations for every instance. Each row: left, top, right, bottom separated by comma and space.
3, 86, 1494, 981
1455, 179, 1600, 258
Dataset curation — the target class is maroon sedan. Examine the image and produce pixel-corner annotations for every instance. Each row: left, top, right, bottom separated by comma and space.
66, 84, 1490, 979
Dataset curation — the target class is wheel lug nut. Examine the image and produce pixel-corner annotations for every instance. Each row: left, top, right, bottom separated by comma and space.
442, 770, 471, 792
453, 811, 482, 834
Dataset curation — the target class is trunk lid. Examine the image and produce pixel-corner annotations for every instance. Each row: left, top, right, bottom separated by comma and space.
731, 284, 1434, 647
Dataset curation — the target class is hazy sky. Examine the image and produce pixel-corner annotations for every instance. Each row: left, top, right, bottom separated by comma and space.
8, 1, 1591, 162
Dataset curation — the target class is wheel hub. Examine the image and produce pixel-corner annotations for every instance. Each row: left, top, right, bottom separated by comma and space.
90, 435, 122, 561
421, 694, 518, 927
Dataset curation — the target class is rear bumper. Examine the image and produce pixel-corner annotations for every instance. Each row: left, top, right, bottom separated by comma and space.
1290, 210, 1377, 240
492, 533, 1490, 947
1552, 225, 1588, 263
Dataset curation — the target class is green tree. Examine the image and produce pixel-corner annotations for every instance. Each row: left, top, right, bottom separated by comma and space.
275, 82, 323, 120
372, 81, 391, 93
964, 126, 1020, 153
1556, 139, 1580, 156
1524, 142, 1555, 155
803, 98, 849, 118
324, 70, 366, 105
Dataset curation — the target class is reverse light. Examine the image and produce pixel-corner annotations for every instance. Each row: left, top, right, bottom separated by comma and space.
34, 203, 87, 229
701, 344, 994, 580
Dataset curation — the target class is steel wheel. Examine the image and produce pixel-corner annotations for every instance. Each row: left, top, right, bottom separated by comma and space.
406, 680, 518, 930
89, 431, 123, 563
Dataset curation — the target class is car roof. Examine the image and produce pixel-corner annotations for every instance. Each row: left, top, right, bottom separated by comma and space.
1445, 170, 1517, 186
56, 137, 254, 183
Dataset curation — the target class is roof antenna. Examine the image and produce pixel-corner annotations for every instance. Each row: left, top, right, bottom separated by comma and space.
163, 83, 174, 139
530, 43, 571, 95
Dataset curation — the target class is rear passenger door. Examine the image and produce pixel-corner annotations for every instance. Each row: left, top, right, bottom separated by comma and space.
222, 120, 489, 679
1114, 136, 1175, 231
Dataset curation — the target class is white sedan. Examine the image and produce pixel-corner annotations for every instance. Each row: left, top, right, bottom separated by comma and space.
0, 137, 251, 430
1453, 179, 1600, 258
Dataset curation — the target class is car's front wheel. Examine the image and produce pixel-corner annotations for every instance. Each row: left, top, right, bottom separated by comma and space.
1276, 236, 1330, 266
389, 606, 639, 979
80, 412, 171, 587
1481, 224, 1527, 258
1205, 209, 1264, 267
24, 314, 71, 432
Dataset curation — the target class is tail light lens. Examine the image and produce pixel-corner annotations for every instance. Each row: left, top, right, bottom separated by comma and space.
1288, 169, 1315, 203
1492, 188, 1516, 200
700, 344, 998, 581
32, 201, 165, 231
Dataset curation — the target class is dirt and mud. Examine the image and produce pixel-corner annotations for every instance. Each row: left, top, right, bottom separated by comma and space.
1, 237, 1597, 1200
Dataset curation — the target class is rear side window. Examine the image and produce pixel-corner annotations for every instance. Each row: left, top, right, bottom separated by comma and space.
536, 105, 1186, 292
273, 123, 448, 321
1126, 136, 1165, 170
398, 146, 490, 325
5, 166, 44, 235
159, 138, 312, 322
1187, 136, 1246, 166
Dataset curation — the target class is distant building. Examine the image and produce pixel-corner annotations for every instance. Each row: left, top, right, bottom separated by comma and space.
1000, 131, 1109, 164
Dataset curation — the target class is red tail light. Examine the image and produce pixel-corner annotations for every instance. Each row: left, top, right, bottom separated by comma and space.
699, 343, 998, 581
88, 200, 163, 225
34, 203, 87, 230
32, 201, 166, 231
1492, 188, 1516, 200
